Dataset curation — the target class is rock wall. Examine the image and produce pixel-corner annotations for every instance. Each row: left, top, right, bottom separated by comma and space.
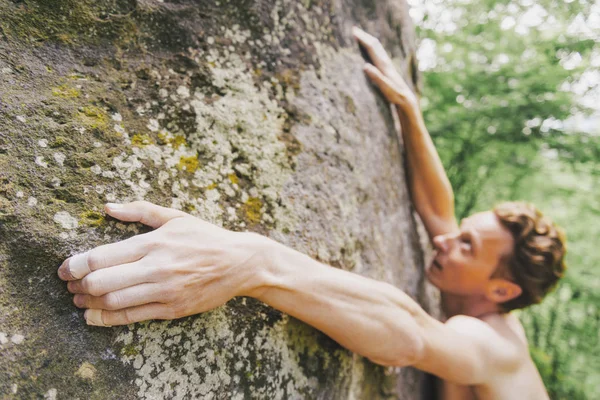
0, 0, 437, 398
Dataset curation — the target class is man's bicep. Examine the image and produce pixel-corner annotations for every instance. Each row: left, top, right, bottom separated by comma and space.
414, 316, 515, 385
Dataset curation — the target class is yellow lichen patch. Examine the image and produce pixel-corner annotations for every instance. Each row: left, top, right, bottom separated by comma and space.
131, 133, 154, 147
171, 135, 187, 148
75, 362, 96, 381
206, 182, 218, 190
243, 197, 263, 224
51, 84, 80, 98
184, 203, 196, 213
78, 105, 110, 131
177, 156, 199, 173
228, 173, 239, 185
80, 210, 105, 227
158, 133, 187, 148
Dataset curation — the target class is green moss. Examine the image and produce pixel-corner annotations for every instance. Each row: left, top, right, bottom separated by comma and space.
121, 343, 139, 357
0, 0, 138, 46
131, 133, 154, 147
177, 156, 199, 173
50, 136, 67, 148
243, 197, 263, 224
52, 84, 81, 98
80, 210, 105, 227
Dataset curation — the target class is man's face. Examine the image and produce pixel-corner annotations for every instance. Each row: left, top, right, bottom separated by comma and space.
426, 211, 515, 295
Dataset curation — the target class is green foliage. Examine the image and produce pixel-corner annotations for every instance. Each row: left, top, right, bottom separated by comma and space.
416, 0, 599, 398
417, 0, 599, 218
470, 159, 600, 399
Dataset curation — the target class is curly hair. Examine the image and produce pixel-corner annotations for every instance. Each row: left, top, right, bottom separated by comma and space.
493, 201, 567, 312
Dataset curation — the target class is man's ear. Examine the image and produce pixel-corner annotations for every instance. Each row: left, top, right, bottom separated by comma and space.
485, 279, 522, 304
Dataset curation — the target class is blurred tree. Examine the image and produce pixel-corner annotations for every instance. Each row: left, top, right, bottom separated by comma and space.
413, 0, 599, 218
411, 0, 600, 398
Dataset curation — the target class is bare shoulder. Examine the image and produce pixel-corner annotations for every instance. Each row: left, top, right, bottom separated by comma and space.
445, 314, 528, 368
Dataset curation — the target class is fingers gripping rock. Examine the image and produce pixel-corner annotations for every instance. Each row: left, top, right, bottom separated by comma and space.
58, 252, 91, 280
85, 309, 111, 327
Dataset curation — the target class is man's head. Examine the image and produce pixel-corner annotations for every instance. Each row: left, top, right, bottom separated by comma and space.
426, 201, 567, 312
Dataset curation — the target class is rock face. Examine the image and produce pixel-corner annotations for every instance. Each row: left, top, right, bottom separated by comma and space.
0, 0, 437, 398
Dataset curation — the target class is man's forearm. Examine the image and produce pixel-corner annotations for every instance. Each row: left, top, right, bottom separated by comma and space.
251, 236, 426, 366
395, 104, 456, 236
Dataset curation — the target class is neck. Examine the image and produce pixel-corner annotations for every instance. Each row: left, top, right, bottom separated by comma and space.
441, 292, 501, 319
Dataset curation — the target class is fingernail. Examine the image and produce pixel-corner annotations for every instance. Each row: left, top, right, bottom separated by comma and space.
106, 203, 123, 211
57, 259, 73, 281
84, 309, 89, 320
73, 295, 84, 308
57, 264, 67, 280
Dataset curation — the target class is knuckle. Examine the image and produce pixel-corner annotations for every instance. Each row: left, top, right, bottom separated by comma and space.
83, 276, 103, 296
123, 308, 134, 325
103, 292, 122, 310
149, 263, 168, 280
86, 250, 104, 271
139, 233, 160, 252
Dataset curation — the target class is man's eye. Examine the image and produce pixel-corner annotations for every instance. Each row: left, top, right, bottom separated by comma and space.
461, 238, 472, 251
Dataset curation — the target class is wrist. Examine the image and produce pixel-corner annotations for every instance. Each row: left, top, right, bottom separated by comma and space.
395, 102, 424, 128
234, 232, 280, 299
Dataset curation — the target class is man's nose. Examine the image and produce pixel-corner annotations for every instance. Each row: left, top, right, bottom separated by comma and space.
433, 234, 452, 253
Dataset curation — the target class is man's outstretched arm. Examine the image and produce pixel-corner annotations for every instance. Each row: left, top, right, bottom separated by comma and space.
58, 202, 518, 384
353, 27, 458, 238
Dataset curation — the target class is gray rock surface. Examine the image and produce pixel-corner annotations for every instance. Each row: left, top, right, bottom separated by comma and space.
0, 0, 438, 398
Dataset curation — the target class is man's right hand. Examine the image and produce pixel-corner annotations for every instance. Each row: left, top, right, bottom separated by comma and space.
353, 26, 457, 240
352, 27, 419, 111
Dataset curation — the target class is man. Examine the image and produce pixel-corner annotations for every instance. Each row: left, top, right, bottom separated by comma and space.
57, 27, 566, 399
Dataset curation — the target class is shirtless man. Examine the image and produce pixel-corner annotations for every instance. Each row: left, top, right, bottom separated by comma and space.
57, 27, 567, 399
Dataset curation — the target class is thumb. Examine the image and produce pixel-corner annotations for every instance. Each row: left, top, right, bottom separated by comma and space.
104, 201, 188, 228
363, 63, 402, 104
